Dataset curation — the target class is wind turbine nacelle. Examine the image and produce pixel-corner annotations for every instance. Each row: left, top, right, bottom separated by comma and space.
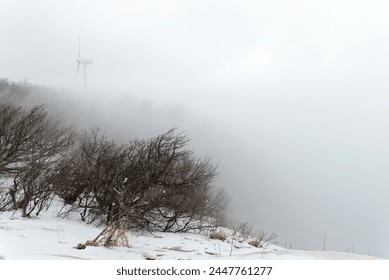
77, 58, 93, 64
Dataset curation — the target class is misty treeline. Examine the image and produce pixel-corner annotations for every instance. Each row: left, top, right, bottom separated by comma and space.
0, 79, 229, 239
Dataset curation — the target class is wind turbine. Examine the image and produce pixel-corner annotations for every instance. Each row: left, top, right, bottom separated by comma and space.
74, 24, 92, 93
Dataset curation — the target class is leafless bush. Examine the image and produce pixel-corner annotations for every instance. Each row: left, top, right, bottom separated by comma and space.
141, 159, 223, 232
249, 231, 278, 248
0, 101, 75, 217
0, 104, 46, 175
0, 187, 11, 212
230, 220, 255, 241
54, 127, 227, 241
118, 129, 224, 233
53, 128, 126, 223
0, 103, 73, 172
11, 169, 53, 217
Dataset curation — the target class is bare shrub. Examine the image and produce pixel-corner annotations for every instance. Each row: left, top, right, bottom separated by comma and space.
230, 220, 255, 241
0, 104, 46, 175
11, 168, 55, 217
0, 187, 11, 212
53, 127, 228, 244
249, 232, 278, 248
142, 162, 223, 233
0, 101, 75, 217
119, 129, 226, 233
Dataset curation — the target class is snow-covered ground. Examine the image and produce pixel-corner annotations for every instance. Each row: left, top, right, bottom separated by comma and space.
0, 201, 379, 260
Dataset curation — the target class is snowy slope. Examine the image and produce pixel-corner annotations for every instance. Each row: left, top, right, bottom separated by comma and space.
0, 201, 379, 260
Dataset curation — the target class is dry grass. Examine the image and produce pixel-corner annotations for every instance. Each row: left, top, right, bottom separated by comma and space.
230, 220, 255, 240
249, 232, 278, 248
248, 239, 262, 248
209, 231, 226, 241
103, 226, 129, 247
91, 224, 130, 247
84, 240, 99, 247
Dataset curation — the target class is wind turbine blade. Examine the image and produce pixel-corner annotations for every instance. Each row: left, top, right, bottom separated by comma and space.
84, 63, 87, 93
74, 62, 80, 88
78, 23, 82, 60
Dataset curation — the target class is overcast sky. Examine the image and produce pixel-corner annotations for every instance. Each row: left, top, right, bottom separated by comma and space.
1, 0, 389, 258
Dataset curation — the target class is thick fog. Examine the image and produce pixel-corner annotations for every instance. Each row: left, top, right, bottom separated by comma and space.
1, 0, 388, 258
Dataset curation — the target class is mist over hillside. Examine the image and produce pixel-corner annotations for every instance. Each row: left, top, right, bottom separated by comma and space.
2, 78, 389, 259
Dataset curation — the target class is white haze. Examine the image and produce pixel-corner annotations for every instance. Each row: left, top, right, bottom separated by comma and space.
0, 0, 388, 258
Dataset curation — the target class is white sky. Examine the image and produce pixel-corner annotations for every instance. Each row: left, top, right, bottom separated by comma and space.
1, 0, 389, 258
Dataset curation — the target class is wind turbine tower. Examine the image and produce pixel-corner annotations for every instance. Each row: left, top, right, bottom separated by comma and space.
74, 24, 92, 93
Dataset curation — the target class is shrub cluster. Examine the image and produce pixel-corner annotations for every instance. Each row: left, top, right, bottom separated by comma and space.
0, 82, 228, 236
0, 102, 74, 217
54, 127, 226, 233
